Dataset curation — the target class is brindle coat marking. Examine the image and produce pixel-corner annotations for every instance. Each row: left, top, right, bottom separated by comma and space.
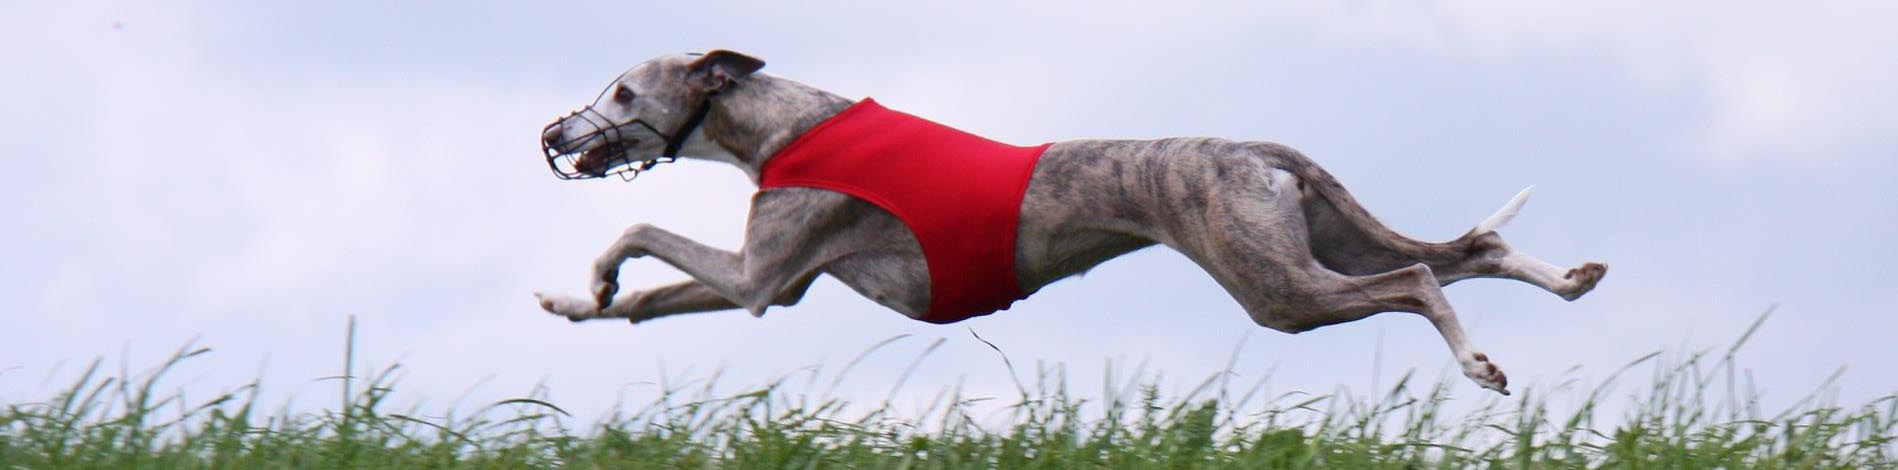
535, 50, 1608, 395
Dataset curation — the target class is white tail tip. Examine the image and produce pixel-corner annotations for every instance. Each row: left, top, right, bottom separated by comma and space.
1473, 186, 1534, 234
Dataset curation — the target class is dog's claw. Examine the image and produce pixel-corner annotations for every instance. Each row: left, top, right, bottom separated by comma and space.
1463, 353, 1510, 396
534, 292, 554, 312
590, 263, 621, 308
1558, 262, 1609, 301
592, 280, 619, 308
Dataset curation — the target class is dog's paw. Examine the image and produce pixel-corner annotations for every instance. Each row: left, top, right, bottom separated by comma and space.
1559, 262, 1608, 301
1463, 352, 1510, 396
534, 292, 602, 322
591, 279, 619, 308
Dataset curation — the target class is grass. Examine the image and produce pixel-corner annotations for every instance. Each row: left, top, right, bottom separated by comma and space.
2, 313, 1894, 469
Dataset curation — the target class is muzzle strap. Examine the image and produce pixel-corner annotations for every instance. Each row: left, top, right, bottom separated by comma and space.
661, 93, 716, 159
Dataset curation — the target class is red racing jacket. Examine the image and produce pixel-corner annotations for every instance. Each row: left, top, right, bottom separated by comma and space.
759, 99, 1050, 324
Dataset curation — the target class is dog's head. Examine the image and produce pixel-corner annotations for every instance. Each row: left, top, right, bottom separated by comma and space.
540, 50, 765, 180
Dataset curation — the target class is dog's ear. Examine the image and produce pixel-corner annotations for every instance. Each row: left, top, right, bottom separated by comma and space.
687, 50, 766, 93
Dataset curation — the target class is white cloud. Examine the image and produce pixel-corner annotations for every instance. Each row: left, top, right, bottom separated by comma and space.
1283, 1, 1898, 163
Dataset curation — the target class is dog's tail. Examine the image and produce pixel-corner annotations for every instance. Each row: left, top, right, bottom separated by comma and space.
1471, 186, 1533, 235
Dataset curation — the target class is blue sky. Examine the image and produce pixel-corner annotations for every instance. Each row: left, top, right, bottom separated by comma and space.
4, 1, 1896, 421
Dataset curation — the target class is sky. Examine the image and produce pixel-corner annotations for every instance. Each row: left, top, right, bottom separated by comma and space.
4, 1, 1896, 424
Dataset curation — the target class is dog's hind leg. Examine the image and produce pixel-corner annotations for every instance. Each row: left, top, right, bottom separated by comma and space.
1173, 168, 1509, 394
1468, 238, 1608, 301
1282, 263, 1510, 395
1271, 148, 1607, 299
1433, 190, 1607, 299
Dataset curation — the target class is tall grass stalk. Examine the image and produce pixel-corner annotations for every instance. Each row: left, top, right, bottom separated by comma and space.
1, 311, 1892, 468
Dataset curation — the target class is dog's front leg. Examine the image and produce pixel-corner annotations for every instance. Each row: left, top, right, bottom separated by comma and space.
582, 224, 749, 314
536, 223, 727, 322
539, 190, 845, 322
611, 280, 735, 321
618, 221, 831, 318
537, 280, 737, 323
585, 223, 736, 308
538, 222, 808, 321
564, 274, 821, 324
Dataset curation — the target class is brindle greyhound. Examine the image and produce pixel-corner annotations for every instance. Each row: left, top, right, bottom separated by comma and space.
534, 50, 1607, 395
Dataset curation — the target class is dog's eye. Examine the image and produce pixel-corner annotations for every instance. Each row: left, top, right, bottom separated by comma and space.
614, 85, 635, 103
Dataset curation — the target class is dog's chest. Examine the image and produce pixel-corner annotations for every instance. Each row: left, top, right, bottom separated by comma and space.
760, 99, 1050, 323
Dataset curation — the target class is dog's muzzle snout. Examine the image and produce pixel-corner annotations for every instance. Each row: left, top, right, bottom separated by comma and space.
542, 108, 642, 180
541, 123, 566, 152
540, 91, 718, 181
540, 115, 594, 180
539, 107, 685, 181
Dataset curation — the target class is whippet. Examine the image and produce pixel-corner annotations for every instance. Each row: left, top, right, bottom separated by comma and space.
534, 50, 1607, 395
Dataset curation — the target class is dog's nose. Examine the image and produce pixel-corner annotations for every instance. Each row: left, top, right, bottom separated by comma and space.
541, 124, 565, 150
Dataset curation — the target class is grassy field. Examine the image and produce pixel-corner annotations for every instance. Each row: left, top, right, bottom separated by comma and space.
2, 315, 1893, 469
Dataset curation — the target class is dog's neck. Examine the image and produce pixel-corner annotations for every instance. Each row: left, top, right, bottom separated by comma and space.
686, 74, 854, 184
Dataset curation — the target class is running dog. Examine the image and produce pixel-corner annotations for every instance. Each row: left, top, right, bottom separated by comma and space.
534, 50, 1608, 395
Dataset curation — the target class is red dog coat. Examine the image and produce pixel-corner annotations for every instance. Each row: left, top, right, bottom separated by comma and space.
759, 99, 1050, 324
